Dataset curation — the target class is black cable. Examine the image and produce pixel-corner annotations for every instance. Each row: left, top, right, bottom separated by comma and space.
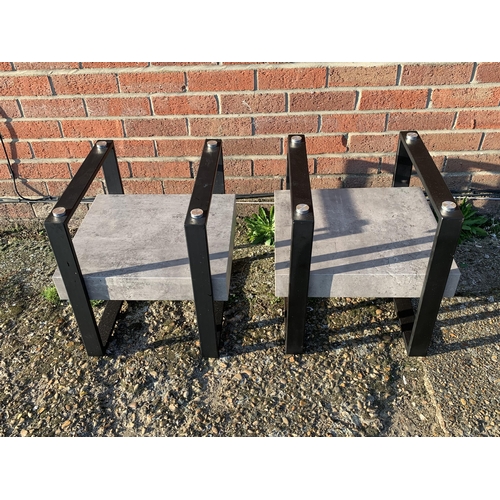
0, 133, 54, 202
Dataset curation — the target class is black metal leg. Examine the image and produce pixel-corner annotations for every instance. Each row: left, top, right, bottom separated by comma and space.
405, 215, 462, 355
285, 135, 314, 354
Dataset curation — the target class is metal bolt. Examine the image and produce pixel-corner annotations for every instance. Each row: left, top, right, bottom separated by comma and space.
96, 140, 107, 148
52, 207, 66, 217
207, 140, 218, 149
190, 208, 204, 219
291, 135, 303, 145
405, 132, 418, 144
296, 203, 310, 214
441, 201, 457, 213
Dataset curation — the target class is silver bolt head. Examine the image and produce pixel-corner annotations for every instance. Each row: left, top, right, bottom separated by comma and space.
52, 207, 66, 217
190, 208, 204, 219
296, 203, 310, 214
441, 201, 457, 213
291, 135, 303, 145
405, 132, 418, 144
207, 140, 218, 149
96, 140, 107, 148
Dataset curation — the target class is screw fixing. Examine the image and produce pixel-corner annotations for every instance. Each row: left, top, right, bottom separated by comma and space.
291, 136, 303, 146
405, 132, 418, 144
207, 140, 218, 149
190, 208, 204, 219
96, 140, 107, 148
52, 207, 66, 217
296, 203, 310, 214
441, 201, 457, 213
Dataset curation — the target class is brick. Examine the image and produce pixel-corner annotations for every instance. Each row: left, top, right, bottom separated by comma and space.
21, 98, 86, 118
61, 119, 124, 139
359, 89, 428, 110
344, 174, 393, 188
0, 76, 52, 96
348, 134, 399, 153
222, 159, 252, 176
225, 177, 282, 194
31, 140, 92, 159
152, 95, 217, 115
302, 136, 347, 155
124, 118, 187, 137
220, 93, 285, 114
446, 154, 500, 172
163, 179, 195, 194
189, 117, 251, 136
253, 158, 312, 176
455, 110, 500, 129
316, 156, 379, 174
223, 137, 281, 156
81, 62, 149, 68
481, 132, 500, 150
51, 74, 118, 95
386, 111, 455, 131
322, 113, 386, 133
122, 179, 164, 194
419, 132, 482, 151
400, 63, 473, 85
119, 72, 185, 93
0, 99, 21, 118
0, 179, 48, 197
253, 159, 287, 176
258, 67, 326, 90
130, 161, 191, 178
254, 115, 318, 135
86, 97, 151, 116
470, 198, 500, 216
0, 202, 34, 219
431, 87, 500, 108
289, 91, 356, 112
0, 62, 13, 71
156, 138, 205, 157
152, 62, 211, 67
475, 63, 500, 83
328, 65, 397, 87
47, 179, 104, 197
442, 173, 471, 191
14, 62, 80, 70
16, 162, 71, 179
187, 70, 253, 91
310, 176, 343, 189
0, 120, 60, 139
2, 141, 32, 160
113, 140, 156, 157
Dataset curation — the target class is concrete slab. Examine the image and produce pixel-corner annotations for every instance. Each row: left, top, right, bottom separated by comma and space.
275, 188, 460, 298
53, 194, 236, 301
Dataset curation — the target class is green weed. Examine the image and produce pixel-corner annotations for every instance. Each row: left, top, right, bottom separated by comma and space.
459, 198, 489, 243
244, 206, 275, 246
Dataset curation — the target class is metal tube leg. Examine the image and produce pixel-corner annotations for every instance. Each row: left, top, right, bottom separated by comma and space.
405, 214, 462, 356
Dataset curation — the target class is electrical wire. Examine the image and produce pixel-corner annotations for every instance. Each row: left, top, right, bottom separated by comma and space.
0, 133, 54, 202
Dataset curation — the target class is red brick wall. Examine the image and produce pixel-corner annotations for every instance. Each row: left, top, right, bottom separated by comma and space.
1, 62, 499, 219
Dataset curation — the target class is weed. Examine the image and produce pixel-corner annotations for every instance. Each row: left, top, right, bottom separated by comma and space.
42, 285, 60, 305
244, 206, 275, 246
458, 198, 489, 243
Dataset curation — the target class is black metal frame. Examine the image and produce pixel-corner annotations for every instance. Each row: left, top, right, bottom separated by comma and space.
285, 131, 463, 356
284, 135, 315, 354
184, 139, 226, 358
44, 141, 124, 356
45, 139, 229, 358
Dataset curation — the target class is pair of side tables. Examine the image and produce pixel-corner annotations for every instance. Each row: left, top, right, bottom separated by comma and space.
45, 132, 462, 359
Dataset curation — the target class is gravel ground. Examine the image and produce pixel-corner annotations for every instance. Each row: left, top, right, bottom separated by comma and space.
1, 210, 499, 438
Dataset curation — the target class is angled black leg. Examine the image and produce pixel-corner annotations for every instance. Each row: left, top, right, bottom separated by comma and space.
285, 135, 314, 354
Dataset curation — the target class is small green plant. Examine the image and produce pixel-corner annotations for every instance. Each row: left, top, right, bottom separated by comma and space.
245, 206, 275, 246
42, 285, 60, 305
459, 198, 489, 243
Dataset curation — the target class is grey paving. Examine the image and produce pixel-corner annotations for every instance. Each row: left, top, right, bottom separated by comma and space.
275, 187, 460, 298
53, 194, 236, 301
